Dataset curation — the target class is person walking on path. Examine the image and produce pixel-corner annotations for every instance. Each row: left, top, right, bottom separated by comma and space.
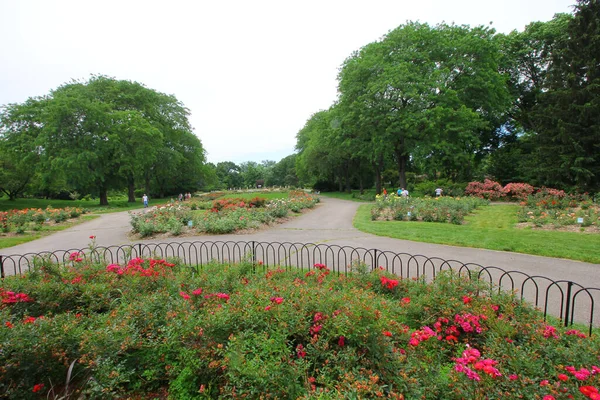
143, 194, 149, 208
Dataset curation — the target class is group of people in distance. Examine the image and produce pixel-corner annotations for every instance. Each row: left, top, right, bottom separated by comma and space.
382, 187, 444, 198
178, 192, 192, 202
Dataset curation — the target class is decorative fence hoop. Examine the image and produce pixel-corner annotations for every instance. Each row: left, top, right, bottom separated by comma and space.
1, 240, 598, 335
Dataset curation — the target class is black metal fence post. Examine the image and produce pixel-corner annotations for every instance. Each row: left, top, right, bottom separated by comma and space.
373, 249, 378, 271
0, 255, 4, 279
138, 243, 142, 258
564, 281, 573, 327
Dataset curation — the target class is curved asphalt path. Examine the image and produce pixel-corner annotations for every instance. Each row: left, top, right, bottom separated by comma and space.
2, 197, 598, 287
2, 197, 599, 325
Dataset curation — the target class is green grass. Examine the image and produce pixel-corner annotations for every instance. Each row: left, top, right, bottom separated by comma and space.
354, 204, 600, 263
0, 197, 171, 213
0, 215, 99, 249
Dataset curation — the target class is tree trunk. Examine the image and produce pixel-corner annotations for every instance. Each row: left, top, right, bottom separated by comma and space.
127, 175, 136, 203
144, 172, 151, 197
344, 162, 351, 193
373, 154, 384, 195
394, 147, 408, 189
99, 187, 109, 206
359, 175, 364, 194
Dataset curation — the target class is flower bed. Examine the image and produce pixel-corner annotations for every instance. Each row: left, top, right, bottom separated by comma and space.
130, 191, 319, 237
371, 196, 488, 225
1, 259, 598, 399
517, 192, 600, 230
0, 207, 87, 235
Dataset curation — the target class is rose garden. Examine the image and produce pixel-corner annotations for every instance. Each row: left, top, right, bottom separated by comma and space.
1, 185, 599, 399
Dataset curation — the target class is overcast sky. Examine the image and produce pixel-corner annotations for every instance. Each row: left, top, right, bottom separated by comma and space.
0, 0, 575, 164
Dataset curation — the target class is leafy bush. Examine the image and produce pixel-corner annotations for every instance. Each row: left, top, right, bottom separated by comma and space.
503, 182, 535, 201
374, 195, 488, 225
465, 179, 508, 201
0, 206, 86, 234
1, 260, 599, 399
411, 179, 467, 198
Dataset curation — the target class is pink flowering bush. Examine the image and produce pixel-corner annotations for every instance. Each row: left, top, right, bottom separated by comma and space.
504, 182, 535, 200
465, 179, 508, 201
0, 259, 599, 399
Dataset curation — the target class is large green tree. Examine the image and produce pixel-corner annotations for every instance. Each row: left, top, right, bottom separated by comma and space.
336, 22, 511, 189
0, 76, 206, 204
0, 99, 45, 200
530, 0, 600, 191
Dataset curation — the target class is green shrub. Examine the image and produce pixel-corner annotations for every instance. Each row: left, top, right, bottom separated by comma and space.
1, 260, 598, 399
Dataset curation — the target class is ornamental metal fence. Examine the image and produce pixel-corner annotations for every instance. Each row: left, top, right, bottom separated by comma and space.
1, 240, 598, 335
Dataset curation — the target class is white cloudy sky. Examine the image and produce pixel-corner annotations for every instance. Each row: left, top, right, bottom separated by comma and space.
0, 0, 575, 164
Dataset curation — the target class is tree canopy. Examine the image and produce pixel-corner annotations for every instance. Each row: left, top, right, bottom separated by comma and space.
0, 76, 206, 204
295, 2, 600, 194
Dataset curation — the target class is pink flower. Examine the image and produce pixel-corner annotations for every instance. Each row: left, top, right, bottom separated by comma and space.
509, 374, 518, 381
270, 297, 283, 304
540, 380, 549, 386
338, 336, 345, 347
216, 293, 230, 300
543, 396, 555, 400
179, 291, 190, 300
264, 305, 271, 311
462, 296, 472, 304
68, 251, 80, 261
296, 344, 306, 358
192, 288, 203, 296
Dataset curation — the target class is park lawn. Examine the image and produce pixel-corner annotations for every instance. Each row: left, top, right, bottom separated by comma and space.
354, 204, 600, 264
0, 214, 99, 249
0, 197, 171, 213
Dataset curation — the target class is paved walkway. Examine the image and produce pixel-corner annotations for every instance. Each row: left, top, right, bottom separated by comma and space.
2, 197, 599, 288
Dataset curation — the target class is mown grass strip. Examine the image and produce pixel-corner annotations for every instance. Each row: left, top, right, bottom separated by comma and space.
354, 204, 600, 263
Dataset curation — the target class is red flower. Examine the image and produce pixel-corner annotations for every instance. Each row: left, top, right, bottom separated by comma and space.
383, 331, 393, 337
296, 344, 306, 358
580, 386, 599, 397
462, 296, 472, 304
192, 288, 203, 296
32, 383, 45, 393
401, 297, 411, 304
558, 373, 569, 382
89, 235, 96, 239
380, 276, 399, 290
540, 380, 549, 386
270, 297, 284, 304
4, 321, 13, 329
23, 316, 36, 324
310, 324, 322, 335
543, 396, 555, 400
216, 293, 230, 301
264, 305, 271, 311
338, 336, 345, 347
